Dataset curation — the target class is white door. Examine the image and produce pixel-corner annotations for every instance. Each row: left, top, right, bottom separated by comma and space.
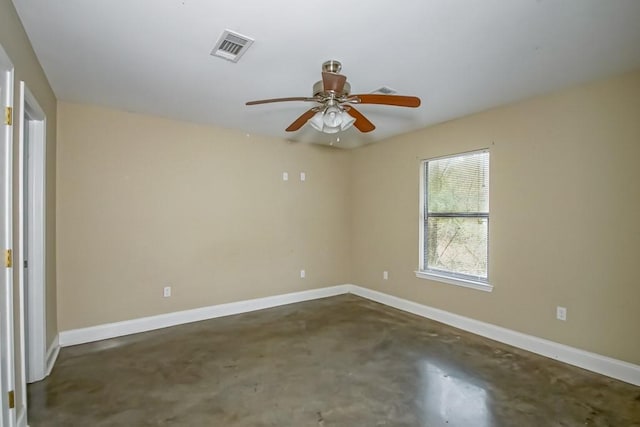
0, 43, 15, 427
19, 82, 46, 384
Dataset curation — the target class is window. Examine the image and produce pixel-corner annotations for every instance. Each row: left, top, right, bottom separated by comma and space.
417, 150, 491, 292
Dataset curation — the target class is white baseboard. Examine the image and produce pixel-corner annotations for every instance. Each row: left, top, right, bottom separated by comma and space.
56, 283, 640, 386
347, 284, 640, 387
46, 335, 60, 376
59, 285, 350, 347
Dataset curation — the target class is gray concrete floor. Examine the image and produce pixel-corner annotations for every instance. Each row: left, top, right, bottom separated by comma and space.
28, 295, 639, 426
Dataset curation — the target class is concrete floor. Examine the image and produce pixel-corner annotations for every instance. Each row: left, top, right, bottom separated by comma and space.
28, 295, 639, 426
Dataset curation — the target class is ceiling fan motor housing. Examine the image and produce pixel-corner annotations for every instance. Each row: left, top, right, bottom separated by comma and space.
313, 80, 351, 97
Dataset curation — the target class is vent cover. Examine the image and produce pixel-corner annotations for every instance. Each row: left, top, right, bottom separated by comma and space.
372, 86, 397, 95
211, 30, 254, 62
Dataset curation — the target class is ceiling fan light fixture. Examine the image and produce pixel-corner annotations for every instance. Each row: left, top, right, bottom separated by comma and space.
323, 125, 341, 134
323, 106, 342, 128
340, 111, 356, 131
309, 107, 355, 134
309, 111, 325, 132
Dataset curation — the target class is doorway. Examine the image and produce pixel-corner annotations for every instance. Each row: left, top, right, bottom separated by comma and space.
17, 82, 46, 385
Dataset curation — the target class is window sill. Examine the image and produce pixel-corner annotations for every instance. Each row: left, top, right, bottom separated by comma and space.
414, 271, 493, 293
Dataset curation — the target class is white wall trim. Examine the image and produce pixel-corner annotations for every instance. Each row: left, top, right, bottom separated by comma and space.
59, 285, 350, 347
45, 336, 59, 377
415, 270, 493, 292
347, 284, 640, 386
0, 43, 16, 427
56, 284, 639, 386
15, 409, 26, 427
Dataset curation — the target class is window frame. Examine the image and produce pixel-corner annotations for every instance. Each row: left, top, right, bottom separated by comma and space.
416, 149, 493, 292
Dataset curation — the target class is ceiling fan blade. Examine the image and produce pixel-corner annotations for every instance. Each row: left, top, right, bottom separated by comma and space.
350, 94, 421, 108
246, 97, 316, 105
345, 106, 375, 133
285, 109, 317, 132
322, 72, 347, 93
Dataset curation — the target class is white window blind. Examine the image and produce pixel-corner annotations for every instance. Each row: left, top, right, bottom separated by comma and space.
421, 150, 489, 283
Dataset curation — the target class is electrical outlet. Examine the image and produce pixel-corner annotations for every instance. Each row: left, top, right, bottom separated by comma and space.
556, 306, 567, 321
300, 172, 306, 181
383, 271, 389, 280
282, 172, 289, 181
300, 269, 305, 279
163, 286, 171, 298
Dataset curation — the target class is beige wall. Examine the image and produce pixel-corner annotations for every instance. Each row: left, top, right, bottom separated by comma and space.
57, 103, 351, 330
1, 0, 58, 416
351, 70, 640, 365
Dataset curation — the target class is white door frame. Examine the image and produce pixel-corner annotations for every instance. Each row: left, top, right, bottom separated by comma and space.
0, 43, 16, 427
17, 82, 46, 385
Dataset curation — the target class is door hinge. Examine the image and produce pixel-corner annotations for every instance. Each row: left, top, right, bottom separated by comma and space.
4, 106, 12, 126
5, 249, 12, 268
24, 259, 28, 268
8, 390, 15, 409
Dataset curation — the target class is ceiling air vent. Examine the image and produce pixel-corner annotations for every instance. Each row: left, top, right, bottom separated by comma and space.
210, 30, 254, 63
372, 86, 397, 95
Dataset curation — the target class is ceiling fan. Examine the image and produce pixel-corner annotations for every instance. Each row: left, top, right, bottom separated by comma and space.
245, 60, 421, 134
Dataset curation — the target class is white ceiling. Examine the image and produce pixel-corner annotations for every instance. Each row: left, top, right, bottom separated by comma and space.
12, 0, 640, 149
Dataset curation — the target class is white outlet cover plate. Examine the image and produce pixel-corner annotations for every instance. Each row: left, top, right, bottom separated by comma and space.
556, 306, 567, 320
